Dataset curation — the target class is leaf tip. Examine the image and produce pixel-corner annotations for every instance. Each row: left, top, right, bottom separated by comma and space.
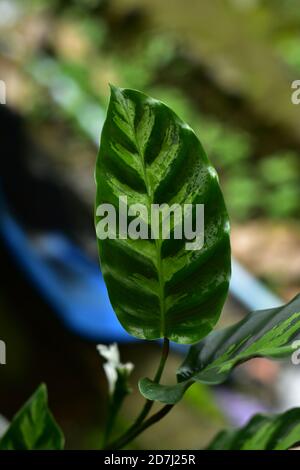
38, 382, 48, 397
109, 83, 123, 97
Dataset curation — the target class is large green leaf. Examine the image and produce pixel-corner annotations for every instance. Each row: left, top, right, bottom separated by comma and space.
95, 86, 231, 343
207, 408, 300, 450
139, 294, 300, 403
0, 384, 64, 450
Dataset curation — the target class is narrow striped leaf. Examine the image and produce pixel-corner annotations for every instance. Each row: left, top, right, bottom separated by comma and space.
207, 408, 300, 450
139, 294, 300, 403
95, 86, 230, 343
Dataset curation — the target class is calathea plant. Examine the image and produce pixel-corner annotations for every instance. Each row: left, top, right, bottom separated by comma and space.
95, 85, 300, 450
2, 86, 300, 451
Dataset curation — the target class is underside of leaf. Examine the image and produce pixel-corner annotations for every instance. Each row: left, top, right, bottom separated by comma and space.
139, 294, 300, 403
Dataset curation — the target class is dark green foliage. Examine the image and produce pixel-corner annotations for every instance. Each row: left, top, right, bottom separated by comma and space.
0, 384, 64, 450
95, 86, 231, 343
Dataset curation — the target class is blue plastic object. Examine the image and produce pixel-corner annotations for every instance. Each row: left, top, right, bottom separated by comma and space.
231, 259, 282, 311
0, 200, 133, 342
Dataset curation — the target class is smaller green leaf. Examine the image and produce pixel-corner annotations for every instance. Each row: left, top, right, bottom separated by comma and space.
0, 384, 65, 450
207, 408, 300, 450
139, 378, 192, 405
139, 294, 300, 404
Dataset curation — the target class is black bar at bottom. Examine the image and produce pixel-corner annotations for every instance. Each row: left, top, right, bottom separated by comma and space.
0, 450, 298, 467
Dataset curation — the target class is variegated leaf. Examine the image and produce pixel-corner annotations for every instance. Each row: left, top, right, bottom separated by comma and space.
95, 86, 230, 343
139, 294, 300, 403
208, 408, 300, 450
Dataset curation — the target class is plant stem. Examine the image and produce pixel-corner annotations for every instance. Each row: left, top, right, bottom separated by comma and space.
130, 337, 169, 428
103, 337, 170, 449
102, 400, 115, 447
154, 338, 170, 382
104, 404, 174, 450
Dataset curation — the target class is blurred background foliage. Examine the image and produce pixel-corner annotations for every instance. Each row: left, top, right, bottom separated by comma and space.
1, 0, 300, 450
2, 0, 300, 222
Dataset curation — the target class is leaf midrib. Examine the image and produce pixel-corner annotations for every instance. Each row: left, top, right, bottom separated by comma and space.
122, 96, 166, 337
